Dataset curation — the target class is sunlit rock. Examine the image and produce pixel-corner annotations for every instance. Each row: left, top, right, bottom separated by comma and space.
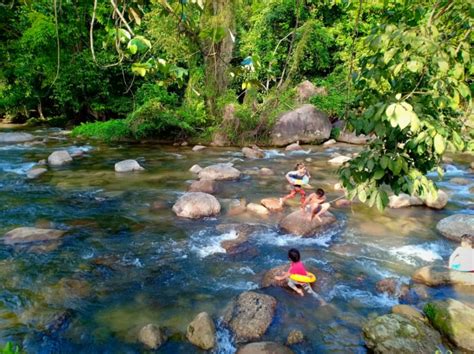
48, 150, 73, 166
424, 299, 474, 351
186, 312, 216, 350
188, 179, 219, 194
138, 323, 165, 350
237, 342, 294, 354
246, 203, 269, 216
391, 305, 427, 323
287, 330, 304, 345
4, 227, 66, 244
260, 198, 283, 212
192, 145, 206, 152
363, 314, 442, 353
189, 164, 202, 174
388, 194, 423, 208
198, 163, 241, 181
223, 291, 276, 343
114, 159, 144, 172
436, 214, 474, 241
279, 210, 336, 237
172, 192, 221, 219
285, 142, 302, 151
412, 265, 474, 288
328, 155, 351, 165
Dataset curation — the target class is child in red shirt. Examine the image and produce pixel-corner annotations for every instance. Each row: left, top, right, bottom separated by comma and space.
274, 248, 312, 296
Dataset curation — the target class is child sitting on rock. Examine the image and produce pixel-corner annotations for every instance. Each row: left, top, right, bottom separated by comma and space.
448, 234, 474, 272
303, 188, 330, 222
274, 248, 327, 305
280, 163, 310, 207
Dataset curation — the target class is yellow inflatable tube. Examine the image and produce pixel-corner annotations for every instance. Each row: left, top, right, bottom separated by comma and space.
290, 272, 316, 283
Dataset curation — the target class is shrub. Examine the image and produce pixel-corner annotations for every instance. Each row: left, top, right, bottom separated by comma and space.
71, 119, 130, 142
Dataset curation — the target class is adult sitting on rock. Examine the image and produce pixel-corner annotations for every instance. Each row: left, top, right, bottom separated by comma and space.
448, 234, 474, 272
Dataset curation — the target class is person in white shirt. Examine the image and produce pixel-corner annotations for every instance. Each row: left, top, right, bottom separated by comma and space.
448, 234, 474, 272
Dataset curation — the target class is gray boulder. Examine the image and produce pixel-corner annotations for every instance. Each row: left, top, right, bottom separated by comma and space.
388, 194, 423, 208
0, 132, 35, 143
4, 227, 66, 244
424, 299, 474, 351
271, 104, 331, 146
172, 192, 221, 219
237, 342, 294, 354
363, 314, 442, 353
48, 150, 73, 166
436, 214, 474, 242
223, 291, 277, 343
114, 159, 144, 172
186, 312, 216, 350
198, 163, 241, 181
279, 210, 336, 237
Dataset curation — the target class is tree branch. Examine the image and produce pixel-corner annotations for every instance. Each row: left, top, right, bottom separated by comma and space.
110, 0, 135, 36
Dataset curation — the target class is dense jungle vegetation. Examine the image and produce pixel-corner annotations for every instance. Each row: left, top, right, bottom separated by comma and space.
1, 0, 473, 208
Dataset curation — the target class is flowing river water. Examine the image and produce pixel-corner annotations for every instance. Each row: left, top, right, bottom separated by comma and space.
0, 127, 473, 353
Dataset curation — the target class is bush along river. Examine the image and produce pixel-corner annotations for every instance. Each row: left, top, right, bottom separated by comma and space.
0, 127, 473, 353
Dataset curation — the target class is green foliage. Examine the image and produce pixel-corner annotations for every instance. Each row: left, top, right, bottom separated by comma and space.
72, 120, 130, 142
1, 342, 20, 354
339, 0, 473, 210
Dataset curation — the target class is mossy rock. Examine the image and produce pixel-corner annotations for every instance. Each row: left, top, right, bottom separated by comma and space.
424, 299, 474, 351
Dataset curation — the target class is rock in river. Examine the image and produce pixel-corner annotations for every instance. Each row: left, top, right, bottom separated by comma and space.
237, 342, 294, 354
247, 203, 269, 216
422, 190, 448, 209
388, 193, 423, 208
412, 265, 474, 288
188, 179, 219, 194
436, 214, 474, 242
138, 323, 166, 350
223, 291, 277, 343
261, 198, 283, 212
424, 299, 474, 351
0, 132, 35, 143
48, 150, 73, 166
279, 210, 336, 237
4, 227, 66, 244
186, 312, 216, 350
172, 192, 221, 219
198, 163, 241, 181
114, 159, 144, 172
271, 104, 331, 146
362, 314, 442, 353
26, 167, 47, 179
242, 146, 265, 159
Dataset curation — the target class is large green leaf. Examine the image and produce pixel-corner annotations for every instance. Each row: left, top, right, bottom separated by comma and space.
433, 134, 446, 154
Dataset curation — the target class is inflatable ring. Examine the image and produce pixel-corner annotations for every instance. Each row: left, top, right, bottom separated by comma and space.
290, 176, 310, 185
290, 272, 316, 283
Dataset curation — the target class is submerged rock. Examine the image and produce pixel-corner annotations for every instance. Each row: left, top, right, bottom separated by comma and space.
261, 198, 283, 212
376, 278, 400, 296
0, 132, 35, 143
237, 342, 294, 354
287, 329, 304, 345
26, 167, 47, 179
114, 159, 144, 172
218, 224, 264, 254
424, 299, 474, 351
436, 214, 474, 242
279, 210, 336, 237
223, 291, 277, 343
362, 314, 442, 353
242, 146, 264, 159
198, 163, 241, 181
259, 168, 274, 176
271, 104, 331, 146
4, 227, 66, 244
48, 150, 73, 166
192, 145, 206, 152
188, 179, 219, 194
189, 164, 203, 174
412, 265, 474, 288
388, 193, 423, 208
172, 192, 221, 219
138, 323, 165, 350
186, 312, 216, 350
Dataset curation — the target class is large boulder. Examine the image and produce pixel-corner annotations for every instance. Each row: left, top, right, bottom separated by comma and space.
48, 150, 73, 166
362, 314, 442, 353
186, 312, 216, 350
412, 265, 474, 288
424, 299, 474, 351
138, 324, 165, 350
237, 342, 294, 354
172, 192, 221, 219
0, 132, 35, 143
114, 159, 144, 172
296, 80, 326, 102
223, 291, 277, 343
188, 180, 219, 194
388, 194, 423, 208
4, 227, 66, 245
436, 214, 474, 242
242, 146, 264, 159
270, 104, 331, 146
279, 210, 337, 237
422, 190, 448, 209
198, 163, 241, 181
